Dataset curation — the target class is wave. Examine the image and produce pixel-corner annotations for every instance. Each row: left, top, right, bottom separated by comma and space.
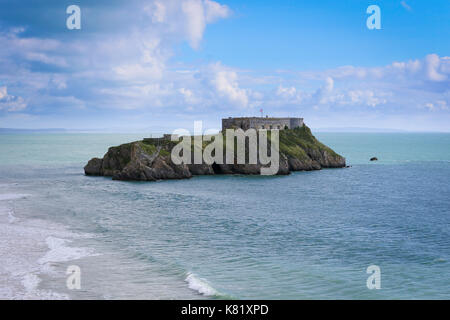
0, 193, 30, 201
20, 273, 69, 300
38, 236, 97, 265
8, 208, 18, 223
185, 272, 220, 297
0, 190, 97, 299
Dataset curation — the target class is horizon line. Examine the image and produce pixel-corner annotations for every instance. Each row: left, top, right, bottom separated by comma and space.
1, 127, 450, 134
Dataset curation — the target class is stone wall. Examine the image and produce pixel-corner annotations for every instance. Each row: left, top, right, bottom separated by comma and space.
222, 117, 304, 131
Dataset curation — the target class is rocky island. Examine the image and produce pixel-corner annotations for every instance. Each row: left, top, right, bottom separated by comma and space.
84, 124, 346, 181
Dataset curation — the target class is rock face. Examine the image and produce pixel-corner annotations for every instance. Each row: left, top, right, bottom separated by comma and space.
84, 125, 346, 182
84, 158, 103, 176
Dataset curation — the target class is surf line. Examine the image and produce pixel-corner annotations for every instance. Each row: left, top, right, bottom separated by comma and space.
181, 304, 215, 318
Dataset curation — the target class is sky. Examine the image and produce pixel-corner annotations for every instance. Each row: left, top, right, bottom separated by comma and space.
0, 0, 449, 132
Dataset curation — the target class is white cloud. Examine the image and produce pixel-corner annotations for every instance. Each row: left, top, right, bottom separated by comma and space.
425, 54, 447, 81
307, 54, 449, 85
0, 86, 27, 111
147, 1, 166, 23
313, 77, 334, 104
275, 85, 303, 106
425, 102, 435, 111
277, 85, 297, 98
182, 0, 207, 49
208, 63, 249, 107
144, 0, 230, 50
0, 1, 448, 130
345, 90, 387, 107
425, 100, 448, 111
204, 0, 231, 23
0, 0, 233, 113
49, 75, 67, 90
24, 52, 67, 67
0, 86, 7, 99
181, 0, 230, 49
179, 87, 199, 105
113, 63, 164, 81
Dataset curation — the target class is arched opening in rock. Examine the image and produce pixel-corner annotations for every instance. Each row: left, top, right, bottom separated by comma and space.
211, 162, 223, 174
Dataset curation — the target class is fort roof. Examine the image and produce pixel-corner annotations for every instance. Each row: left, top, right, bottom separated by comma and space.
225, 116, 303, 120
222, 116, 304, 131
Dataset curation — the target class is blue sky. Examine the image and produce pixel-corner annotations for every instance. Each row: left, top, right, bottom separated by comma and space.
0, 0, 449, 132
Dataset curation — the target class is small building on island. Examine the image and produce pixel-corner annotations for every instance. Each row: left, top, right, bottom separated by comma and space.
222, 116, 304, 131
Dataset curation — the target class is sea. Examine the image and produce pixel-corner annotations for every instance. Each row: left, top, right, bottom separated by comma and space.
0, 132, 449, 299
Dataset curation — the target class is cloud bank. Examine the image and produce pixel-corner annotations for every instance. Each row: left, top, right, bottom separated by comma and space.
0, 0, 449, 131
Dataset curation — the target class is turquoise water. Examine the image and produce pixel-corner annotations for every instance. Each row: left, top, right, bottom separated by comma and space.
1, 133, 450, 299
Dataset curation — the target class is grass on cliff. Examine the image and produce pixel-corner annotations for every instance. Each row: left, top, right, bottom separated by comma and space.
140, 140, 173, 157
138, 142, 157, 155
136, 125, 341, 161
279, 125, 340, 160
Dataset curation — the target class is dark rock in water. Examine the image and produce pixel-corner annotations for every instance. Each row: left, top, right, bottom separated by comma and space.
370, 157, 378, 161
84, 158, 103, 175
84, 125, 346, 182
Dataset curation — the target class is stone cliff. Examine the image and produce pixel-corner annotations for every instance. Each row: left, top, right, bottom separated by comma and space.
84, 125, 346, 181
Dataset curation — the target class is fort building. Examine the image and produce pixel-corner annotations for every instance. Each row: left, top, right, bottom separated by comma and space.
222, 117, 304, 131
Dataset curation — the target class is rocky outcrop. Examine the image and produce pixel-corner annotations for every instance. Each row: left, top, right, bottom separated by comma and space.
84, 125, 346, 182
85, 142, 192, 181
84, 158, 103, 175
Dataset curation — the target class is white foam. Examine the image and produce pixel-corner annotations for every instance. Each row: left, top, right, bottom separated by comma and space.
185, 272, 218, 296
0, 190, 95, 300
19, 273, 69, 300
8, 208, 18, 223
38, 236, 96, 265
0, 193, 30, 201
21, 273, 41, 293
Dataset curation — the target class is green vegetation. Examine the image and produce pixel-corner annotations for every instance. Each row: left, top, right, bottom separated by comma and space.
159, 148, 171, 157
279, 125, 340, 160
136, 125, 341, 162
140, 140, 172, 157
138, 141, 157, 155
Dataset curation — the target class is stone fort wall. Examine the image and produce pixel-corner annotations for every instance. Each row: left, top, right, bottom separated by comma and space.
222, 117, 304, 131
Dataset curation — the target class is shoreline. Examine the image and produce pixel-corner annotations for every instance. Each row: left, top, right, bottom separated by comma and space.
0, 189, 96, 300
0, 186, 215, 300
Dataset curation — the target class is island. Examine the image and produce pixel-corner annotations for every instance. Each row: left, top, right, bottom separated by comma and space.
85, 118, 346, 181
